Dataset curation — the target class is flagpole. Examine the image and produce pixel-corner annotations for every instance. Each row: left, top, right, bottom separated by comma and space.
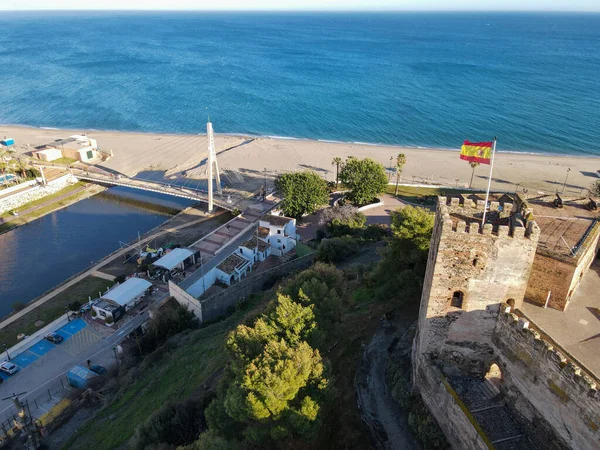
481, 137, 497, 228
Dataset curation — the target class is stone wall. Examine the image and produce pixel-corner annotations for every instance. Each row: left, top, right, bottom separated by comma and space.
0, 174, 75, 214
199, 253, 315, 322
493, 305, 600, 450
414, 196, 540, 377
525, 253, 575, 309
415, 361, 491, 450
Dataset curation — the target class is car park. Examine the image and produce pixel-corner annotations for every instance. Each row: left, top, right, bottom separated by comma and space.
45, 332, 63, 344
0, 361, 18, 375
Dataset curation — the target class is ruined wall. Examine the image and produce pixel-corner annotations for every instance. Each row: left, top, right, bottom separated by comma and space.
416, 362, 491, 450
493, 306, 600, 450
415, 196, 540, 377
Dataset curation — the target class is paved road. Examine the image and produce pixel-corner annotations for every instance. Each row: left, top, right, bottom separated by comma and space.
0, 300, 158, 423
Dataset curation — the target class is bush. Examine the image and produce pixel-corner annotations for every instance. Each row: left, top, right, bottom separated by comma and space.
316, 236, 359, 263
130, 397, 208, 450
12, 301, 26, 312
91, 308, 97, 317
68, 301, 82, 312
104, 316, 114, 325
136, 299, 198, 356
114, 274, 126, 284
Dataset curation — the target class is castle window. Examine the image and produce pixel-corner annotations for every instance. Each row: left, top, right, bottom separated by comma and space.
472, 258, 478, 267
451, 291, 464, 308
507, 298, 515, 309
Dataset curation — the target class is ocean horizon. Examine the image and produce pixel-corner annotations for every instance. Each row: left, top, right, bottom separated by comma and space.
0, 11, 599, 155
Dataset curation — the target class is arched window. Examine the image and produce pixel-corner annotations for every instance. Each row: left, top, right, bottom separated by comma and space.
472, 258, 478, 267
451, 291, 464, 308
507, 298, 515, 309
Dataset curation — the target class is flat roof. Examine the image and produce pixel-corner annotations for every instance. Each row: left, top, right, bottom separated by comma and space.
257, 226, 270, 238
101, 278, 152, 307
217, 253, 249, 274
527, 196, 598, 258
260, 214, 294, 227
241, 236, 270, 252
153, 248, 194, 271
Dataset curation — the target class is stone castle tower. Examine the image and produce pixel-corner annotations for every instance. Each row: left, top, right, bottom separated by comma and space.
413, 195, 540, 377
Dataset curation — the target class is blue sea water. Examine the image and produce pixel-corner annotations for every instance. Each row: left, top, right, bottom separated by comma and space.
0, 11, 598, 155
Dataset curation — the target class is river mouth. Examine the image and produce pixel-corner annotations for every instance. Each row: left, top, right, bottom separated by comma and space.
0, 186, 195, 318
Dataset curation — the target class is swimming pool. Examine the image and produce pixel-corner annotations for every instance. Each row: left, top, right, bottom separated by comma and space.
0, 174, 15, 184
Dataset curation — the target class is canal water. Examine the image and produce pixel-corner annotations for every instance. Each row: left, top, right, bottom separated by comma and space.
0, 187, 194, 318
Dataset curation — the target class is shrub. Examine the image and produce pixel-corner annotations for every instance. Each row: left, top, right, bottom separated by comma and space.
91, 308, 97, 317
131, 397, 208, 450
68, 301, 82, 312
114, 274, 126, 284
316, 236, 359, 263
104, 316, 114, 325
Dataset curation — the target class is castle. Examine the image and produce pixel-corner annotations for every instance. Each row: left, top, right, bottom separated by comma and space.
412, 194, 600, 450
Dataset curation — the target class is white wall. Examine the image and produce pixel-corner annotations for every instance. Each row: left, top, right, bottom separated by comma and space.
169, 280, 203, 320
185, 267, 218, 298
238, 246, 257, 262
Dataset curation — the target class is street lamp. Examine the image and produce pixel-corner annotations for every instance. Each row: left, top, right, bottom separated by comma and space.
64, 305, 71, 322
263, 168, 267, 197
113, 346, 120, 368
562, 168, 571, 194
389, 157, 393, 182
3, 343, 10, 361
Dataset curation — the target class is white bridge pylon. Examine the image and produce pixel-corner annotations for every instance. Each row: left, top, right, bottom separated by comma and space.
207, 120, 222, 213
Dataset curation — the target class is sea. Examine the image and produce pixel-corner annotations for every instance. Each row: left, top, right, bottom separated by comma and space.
0, 11, 599, 155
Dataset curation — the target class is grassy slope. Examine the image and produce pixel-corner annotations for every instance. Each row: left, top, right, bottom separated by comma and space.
0, 276, 113, 347
62, 298, 267, 450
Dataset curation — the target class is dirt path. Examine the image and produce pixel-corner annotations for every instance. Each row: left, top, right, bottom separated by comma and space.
356, 309, 420, 450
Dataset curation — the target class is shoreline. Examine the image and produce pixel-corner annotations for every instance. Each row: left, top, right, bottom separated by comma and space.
2, 122, 598, 159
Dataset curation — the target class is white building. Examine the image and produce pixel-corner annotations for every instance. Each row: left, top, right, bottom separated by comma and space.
33, 135, 101, 163
215, 254, 252, 285
92, 277, 152, 323
238, 236, 271, 263
258, 214, 297, 256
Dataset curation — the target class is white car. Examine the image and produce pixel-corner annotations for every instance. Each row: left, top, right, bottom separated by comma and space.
0, 361, 18, 375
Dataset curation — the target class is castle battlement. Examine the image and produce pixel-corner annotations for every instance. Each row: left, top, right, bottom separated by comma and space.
438, 196, 540, 240
497, 304, 599, 396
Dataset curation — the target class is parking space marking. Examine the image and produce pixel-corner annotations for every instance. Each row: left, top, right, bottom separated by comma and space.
12, 351, 39, 368
57, 318, 87, 337
61, 329, 101, 356
28, 340, 56, 357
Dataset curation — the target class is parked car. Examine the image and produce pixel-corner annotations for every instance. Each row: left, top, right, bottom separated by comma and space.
0, 361, 18, 375
89, 365, 106, 375
45, 332, 63, 344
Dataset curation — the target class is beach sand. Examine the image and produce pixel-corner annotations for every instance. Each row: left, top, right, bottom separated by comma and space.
1, 125, 598, 197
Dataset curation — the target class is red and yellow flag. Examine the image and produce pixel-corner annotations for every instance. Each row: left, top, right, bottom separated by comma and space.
460, 140, 493, 164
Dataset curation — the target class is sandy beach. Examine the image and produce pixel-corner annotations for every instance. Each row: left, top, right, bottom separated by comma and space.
1, 125, 598, 197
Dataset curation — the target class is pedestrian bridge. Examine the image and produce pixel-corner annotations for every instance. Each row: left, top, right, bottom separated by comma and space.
73, 170, 234, 211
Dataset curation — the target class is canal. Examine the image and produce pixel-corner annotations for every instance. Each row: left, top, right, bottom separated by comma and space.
0, 187, 194, 318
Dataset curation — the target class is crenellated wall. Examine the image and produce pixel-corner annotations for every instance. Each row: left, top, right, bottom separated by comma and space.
414, 196, 540, 378
493, 305, 600, 450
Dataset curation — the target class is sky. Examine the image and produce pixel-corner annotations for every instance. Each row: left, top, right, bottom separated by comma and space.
0, 0, 598, 11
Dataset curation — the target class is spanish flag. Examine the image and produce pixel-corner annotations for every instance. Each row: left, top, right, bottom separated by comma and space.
460, 141, 493, 164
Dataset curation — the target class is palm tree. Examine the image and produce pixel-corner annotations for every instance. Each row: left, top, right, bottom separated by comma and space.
332, 156, 342, 186
394, 153, 407, 196
469, 162, 480, 189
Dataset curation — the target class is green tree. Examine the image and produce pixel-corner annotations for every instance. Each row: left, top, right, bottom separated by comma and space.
316, 236, 359, 264
275, 171, 329, 219
339, 157, 387, 206
395, 153, 407, 196
469, 162, 479, 189
331, 156, 343, 186
374, 206, 434, 300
